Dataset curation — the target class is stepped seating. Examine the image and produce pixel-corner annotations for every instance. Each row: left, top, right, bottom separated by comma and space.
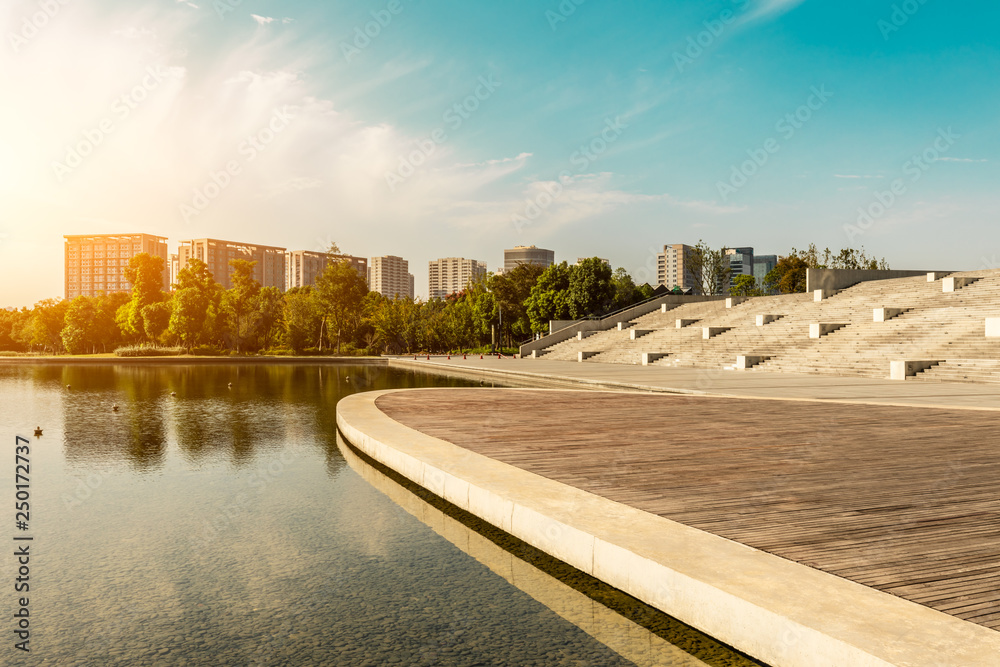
529, 269, 1000, 383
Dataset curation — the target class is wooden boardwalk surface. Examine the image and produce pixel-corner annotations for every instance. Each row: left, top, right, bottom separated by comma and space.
376, 389, 1000, 632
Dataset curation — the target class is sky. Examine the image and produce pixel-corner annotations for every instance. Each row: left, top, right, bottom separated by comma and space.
1, 0, 998, 307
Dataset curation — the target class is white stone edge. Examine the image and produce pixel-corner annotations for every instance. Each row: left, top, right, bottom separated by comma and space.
336, 389, 1000, 667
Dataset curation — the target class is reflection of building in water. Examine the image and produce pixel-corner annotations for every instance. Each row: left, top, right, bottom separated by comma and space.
336, 434, 718, 667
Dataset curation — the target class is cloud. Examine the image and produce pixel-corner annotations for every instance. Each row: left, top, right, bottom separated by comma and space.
834, 174, 883, 179
175, 0, 199, 8
251, 15, 276, 26
936, 157, 989, 163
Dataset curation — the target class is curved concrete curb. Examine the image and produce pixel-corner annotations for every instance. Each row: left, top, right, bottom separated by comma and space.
337, 389, 1000, 667
335, 432, 711, 667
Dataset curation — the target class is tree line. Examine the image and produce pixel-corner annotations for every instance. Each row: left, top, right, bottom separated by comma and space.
0, 252, 651, 356
682, 241, 889, 297
0, 243, 889, 356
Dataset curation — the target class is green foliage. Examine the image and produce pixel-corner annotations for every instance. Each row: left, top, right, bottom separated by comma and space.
283, 288, 322, 353
568, 258, 614, 318
222, 259, 262, 353
315, 258, 369, 353
120, 253, 167, 340
525, 262, 573, 334
765, 255, 810, 294
730, 274, 761, 297
684, 241, 731, 296
141, 302, 172, 344
169, 259, 224, 349
763, 245, 888, 294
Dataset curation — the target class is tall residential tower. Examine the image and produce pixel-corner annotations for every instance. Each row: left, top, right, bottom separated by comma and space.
428, 257, 486, 299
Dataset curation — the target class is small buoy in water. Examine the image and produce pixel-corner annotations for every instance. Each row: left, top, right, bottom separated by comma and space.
227, 382, 232, 389
112, 404, 119, 412
34, 427, 42, 437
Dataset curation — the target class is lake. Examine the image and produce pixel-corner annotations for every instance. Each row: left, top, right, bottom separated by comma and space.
0, 363, 759, 666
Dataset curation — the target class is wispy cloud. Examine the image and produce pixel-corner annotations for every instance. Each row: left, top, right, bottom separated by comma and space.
936, 157, 989, 163
834, 174, 884, 179
251, 15, 276, 26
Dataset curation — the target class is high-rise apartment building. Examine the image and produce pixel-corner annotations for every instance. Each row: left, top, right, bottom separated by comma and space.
656, 244, 695, 291
504, 245, 554, 272
177, 239, 286, 291
285, 250, 368, 290
64, 233, 169, 299
368, 255, 414, 299
428, 257, 486, 299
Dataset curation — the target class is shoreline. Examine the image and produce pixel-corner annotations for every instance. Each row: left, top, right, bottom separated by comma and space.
0, 356, 389, 365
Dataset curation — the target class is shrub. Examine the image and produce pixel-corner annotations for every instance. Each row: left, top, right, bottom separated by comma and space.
114, 345, 185, 358
262, 348, 293, 356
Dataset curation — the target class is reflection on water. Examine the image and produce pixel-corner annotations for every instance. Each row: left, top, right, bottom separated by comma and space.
0, 363, 762, 666
338, 433, 762, 667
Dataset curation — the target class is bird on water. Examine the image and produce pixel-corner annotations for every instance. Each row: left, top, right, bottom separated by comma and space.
34, 427, 42, 437
112, 404, 119, 412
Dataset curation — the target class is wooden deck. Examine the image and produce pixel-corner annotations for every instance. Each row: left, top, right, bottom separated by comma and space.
376, 389, 1000, 632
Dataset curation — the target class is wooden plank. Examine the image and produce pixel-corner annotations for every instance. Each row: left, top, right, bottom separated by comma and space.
376, 389, 1000, 632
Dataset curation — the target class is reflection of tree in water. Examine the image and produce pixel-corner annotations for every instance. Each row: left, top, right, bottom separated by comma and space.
53, 362, 482, 472
60, 365, 167, 470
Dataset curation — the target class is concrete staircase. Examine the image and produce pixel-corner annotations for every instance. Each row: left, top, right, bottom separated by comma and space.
527, 270, 1000, 383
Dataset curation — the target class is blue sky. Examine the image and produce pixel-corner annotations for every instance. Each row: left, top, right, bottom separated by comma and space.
1, 0, 998, 305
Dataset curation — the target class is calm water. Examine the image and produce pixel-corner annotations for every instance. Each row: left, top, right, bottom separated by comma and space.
0, 363, 759, 666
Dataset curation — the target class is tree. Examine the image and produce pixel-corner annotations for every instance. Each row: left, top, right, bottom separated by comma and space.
684, 241, 731, 295
610, 267, 643, 311
27, 299, 70, 354
525, 262, 574, 334
730, 274, 761, 297
0, 309, 30, 352
765, 255, 810, 294
567, 258, 615, 319
141, 302, 172, 344
169, 259, 223, 349
315, 259, 369, 354
118, 253, 166, 341
61, 296, 98, 354
283, 288, 322, 353
488, 263, 545, 349
256, 287, 285, 351
223, 259, 262, 353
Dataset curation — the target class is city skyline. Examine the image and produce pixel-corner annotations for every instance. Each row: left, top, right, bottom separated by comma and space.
3, 1, 999, 308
